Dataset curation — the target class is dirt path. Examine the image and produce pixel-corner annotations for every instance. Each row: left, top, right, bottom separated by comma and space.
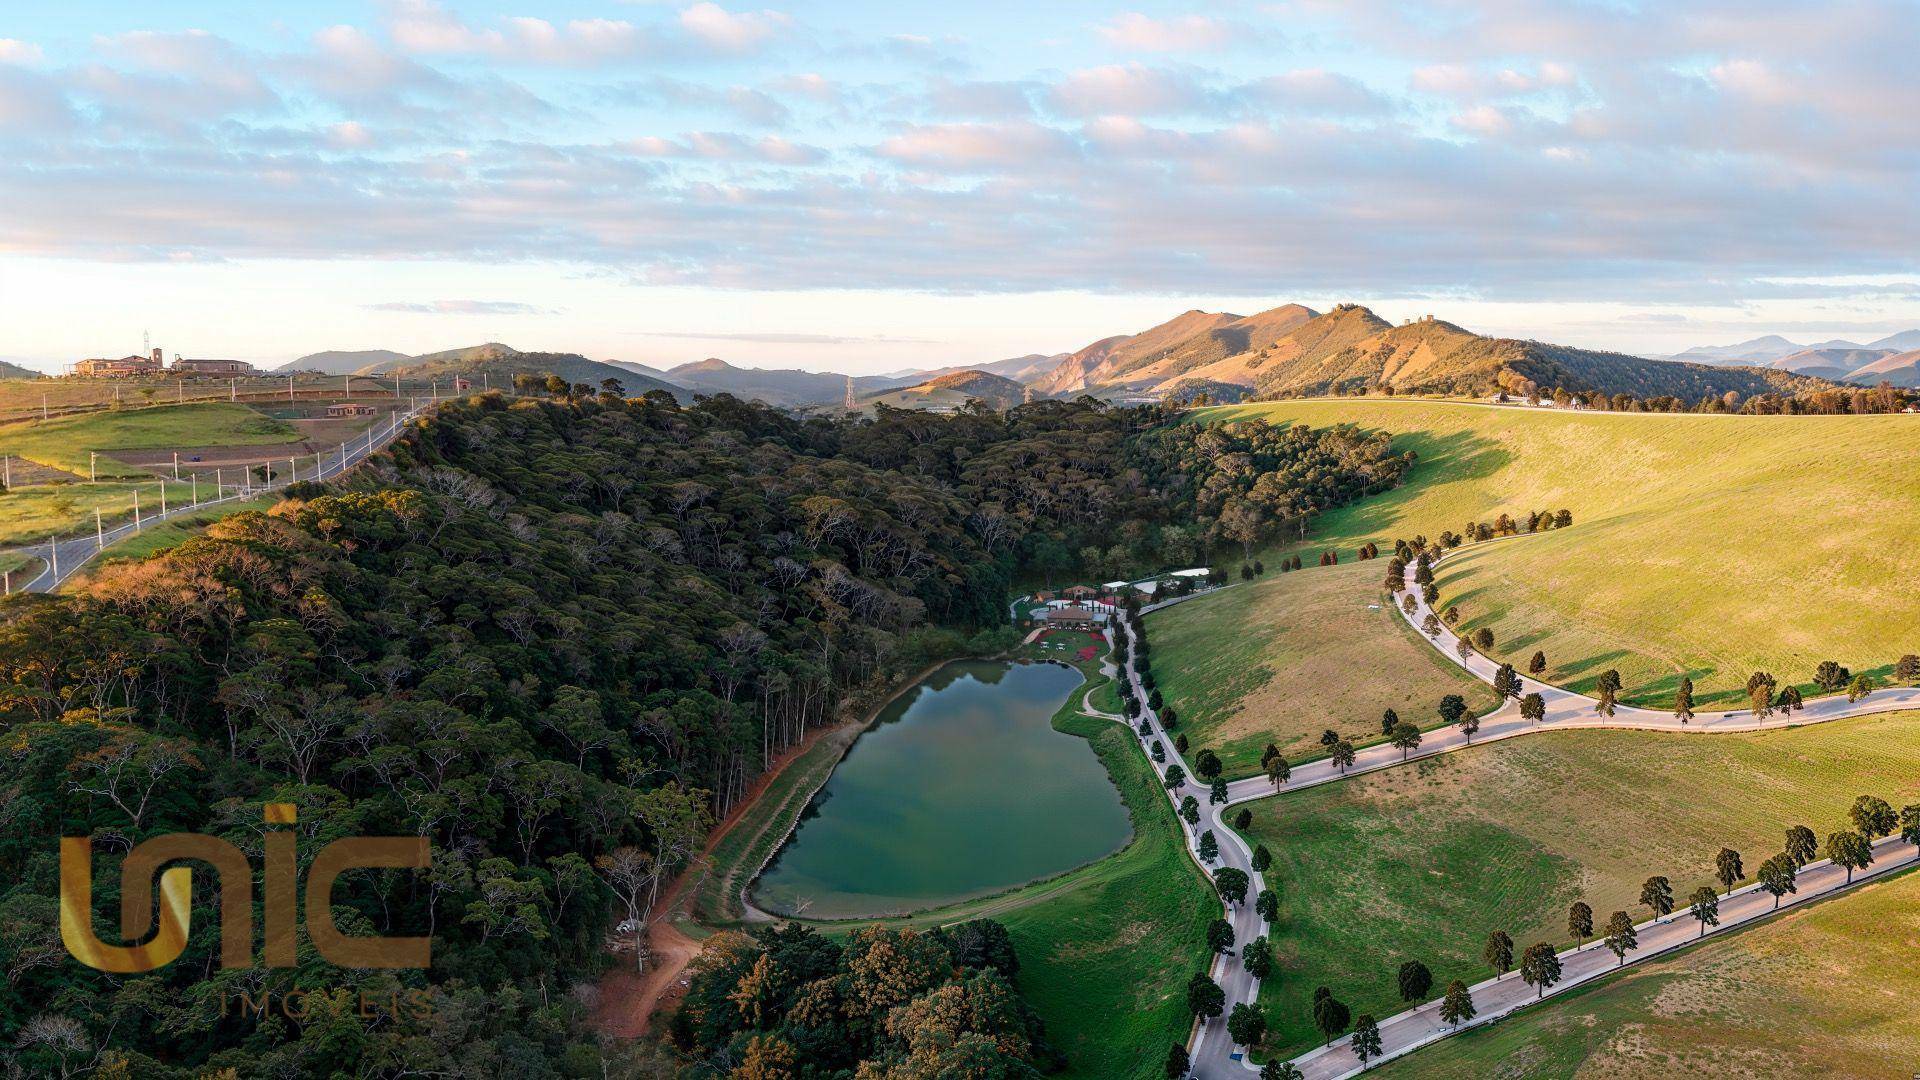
587, 716, 855, 1038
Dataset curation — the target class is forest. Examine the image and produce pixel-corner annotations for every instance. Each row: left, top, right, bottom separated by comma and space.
0, 388, 1409, 1077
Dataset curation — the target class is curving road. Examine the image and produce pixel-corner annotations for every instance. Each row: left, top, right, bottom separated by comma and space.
2, 405, 423, 594
1112, 549, 1920, 1079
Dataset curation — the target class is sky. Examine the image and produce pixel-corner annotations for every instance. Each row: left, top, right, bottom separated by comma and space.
3, 0, 1919, 374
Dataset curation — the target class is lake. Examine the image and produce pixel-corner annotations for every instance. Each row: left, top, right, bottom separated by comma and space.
751, 658, 1132, 919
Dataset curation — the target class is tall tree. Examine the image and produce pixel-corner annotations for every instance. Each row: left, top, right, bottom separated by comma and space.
1389, 721, 1422, 760
1602, 910, 1637, 965
1519, 942, 1562, 997
1214, 866, 1250, 906
1688, 885, 1720, 937
1785, 825, 1819, 867
1164, 1044, 1190, 1079
1311, 987, 1350, 1046
1520, 692, 1546, 724
1756, 853, 1796, 909
1397, 959, 1433, 1002
1851, 795, 1897, 840
1715, 848, 1745, 895
1331, 739, 1357, 773
1187, 972, 1225, 1023
1901, 804, 1920, 850
1673, 676, 1694, 723
1439, 981, 1475, 1028
1594, 669, 1621, 717
1528, 650, 1548, 675
1640, 876, 1674, 921
1483, 930, 1514, 976
1825, 830, 1872, 883
1351, 1014, 1382, 1067
1567, 901, 1593, 945
1227, 1002, 1267, 1049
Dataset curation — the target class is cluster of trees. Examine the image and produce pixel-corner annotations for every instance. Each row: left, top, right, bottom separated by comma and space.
671, 919, 1061, 1076
1497, 381, 1915, 416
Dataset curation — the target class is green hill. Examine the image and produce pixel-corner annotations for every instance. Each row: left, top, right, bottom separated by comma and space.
1193, 398, 1920, 707
863, 369, 1026, 411
381, 347, 685, 400
277, 349, 409, 375
0, 361, 39, 380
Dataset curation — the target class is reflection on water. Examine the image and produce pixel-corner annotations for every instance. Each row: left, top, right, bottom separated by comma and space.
751, 659, 1131, 919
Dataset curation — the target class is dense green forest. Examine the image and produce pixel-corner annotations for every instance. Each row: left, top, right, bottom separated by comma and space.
0, 389, 1409, 1077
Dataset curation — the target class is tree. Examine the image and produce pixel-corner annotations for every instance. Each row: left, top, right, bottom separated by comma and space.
1519, 942, 1562, 996
1164, 1044, 1190, 1079
1251, 843, 1272, 872
1266, 756, 1291, 788
1256, 887, 1278, 925
1187, 972, 1225, 1023
1902, 804, 1920, 850
1594, 669, 1621, 717
1456, 637, 1473, 661
1898, 654, 1920, 684
1715, 848, 1745, 894
1568, 901, 1593, 945
1311, 987, 1350, 1046
1814, 659, 1850, 693
1848, 673, 1874, 702
1602, 910, 1637, 965
1243, 935, 1274, 978
1199, 830, 1219, 863
1688, 885, 1720, 937
1528, 650, 1547, 675
1756, 853, 1796, 909
1483, 930, 1513, 976
1235, 807, 1254, 831
1389, 722, 1422, 760
1826, 830, 1872, 883
1439, 980, 1475, 1028
1492, 663, 1518, 699
1331, 740, 1357, 773
1380, 708, 1400, 736
1640, 875, 1674, 921
1747, 671, 1778, 718
1180, 795, 1200, 827
1164, 763, 1187, 789
1195, 748, 1223, 779
1397, 959, 1433, 1002
1520, 692, 1545, 724
1473, 627, 1495, 653
1674, 676, 1694, 723
1210, 776, 1229, 805
1786, 824, 1818, 867
1320, 728, 1340, 747
1438, 693, 1468, 726
1214, 866, 1249, 906
1851, 795, 1896, 840
1351, 1013, 1382, 1066
1422, 613, 1440, 637
1261, 1061, 1304, 1080
1227, 1002, 1267, 1048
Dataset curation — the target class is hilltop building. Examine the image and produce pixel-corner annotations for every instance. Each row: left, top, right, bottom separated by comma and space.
74, 347, 163, 378
171, 356, 256, 376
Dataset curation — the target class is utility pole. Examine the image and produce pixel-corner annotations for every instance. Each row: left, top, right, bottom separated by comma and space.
288, 455, 296, 484
96, 508, 104, 549
159, 480, 167, 517
231, 378, 237, 402
172, 451, 180, 480
49, 534, 58, 582
191, 473, 198, 507
89, 451, 96, 483
288, 374, 295, 403
42, 393, 48, 420
133, 489, 142, 531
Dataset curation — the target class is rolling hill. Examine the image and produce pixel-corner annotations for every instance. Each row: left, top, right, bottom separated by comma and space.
1667, 334, 1805, 365
664, 357, 925, 406
376, 346, 685, 399
1768, 347, 1893, 378
861, 369, 1026, 411
0, 360, 39, 380
276, 349, 410, 375
1035, 302, 1840, 403
1844, 348, 1920, 386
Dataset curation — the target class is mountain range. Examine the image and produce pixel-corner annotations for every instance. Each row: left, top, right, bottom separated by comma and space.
1032, 303, 1842, 401
1665, 331, 1920, 386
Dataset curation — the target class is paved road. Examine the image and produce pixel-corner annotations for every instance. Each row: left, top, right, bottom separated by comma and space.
1115, 550, 1920, 1078
2, 406, 422, 594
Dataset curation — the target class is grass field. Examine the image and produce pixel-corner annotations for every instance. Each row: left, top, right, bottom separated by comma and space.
1194, 400, 1920, 707
0, 401, 300, 477
1149, 560, 1498, 776
1237, 709, 1920, 1057
1374, 867, 1920, 1078
0, 374, 398, 423
78, 495, 279, 568
0, 479, 196, 546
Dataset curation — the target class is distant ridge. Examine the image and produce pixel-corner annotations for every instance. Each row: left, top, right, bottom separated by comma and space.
0, 360, 39, 380
275, 349, 410, 375
862, 369, 1026, 411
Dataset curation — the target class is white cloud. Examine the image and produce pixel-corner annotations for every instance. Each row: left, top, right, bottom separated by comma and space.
1096, 13, 1240, 52
0, 39, 44, 66
1047, 64, 1203, 118
877, 121, 1075, 169
677, 3, 791, 53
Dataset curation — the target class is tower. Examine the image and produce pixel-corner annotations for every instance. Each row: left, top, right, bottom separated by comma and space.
844, 374, 857, 412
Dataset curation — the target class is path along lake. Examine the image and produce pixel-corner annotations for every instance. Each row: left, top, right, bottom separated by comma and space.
751, 658, 1132, 919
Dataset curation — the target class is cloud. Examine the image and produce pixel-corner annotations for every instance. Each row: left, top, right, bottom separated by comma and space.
1046, 63, 1204, 117
676, 3, 792, 54
0, 39, 44, 66
1096, 13, 1247, 52
876, 120, 1076, 168
623, 131, 823, 163
367, 300, 552, 315
1238, 69, 1392, 116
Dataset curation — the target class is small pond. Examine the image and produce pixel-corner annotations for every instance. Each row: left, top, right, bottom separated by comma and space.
750, 659, 1131, 919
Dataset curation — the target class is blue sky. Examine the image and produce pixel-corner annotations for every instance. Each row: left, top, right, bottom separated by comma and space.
3, 1, 1918, 373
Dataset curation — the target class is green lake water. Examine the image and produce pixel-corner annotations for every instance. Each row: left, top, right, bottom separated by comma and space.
751, 659, 1131, 919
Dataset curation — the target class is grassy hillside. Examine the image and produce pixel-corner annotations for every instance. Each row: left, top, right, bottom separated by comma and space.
1372, 868, 1920, 1078
1193, 399, 1920, 707
1238, 710, 1920, 1058
0, 402, 299, 477
865, 370, 1026, 411
0, 361, 38, 380
1148, 560, 1496, 775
